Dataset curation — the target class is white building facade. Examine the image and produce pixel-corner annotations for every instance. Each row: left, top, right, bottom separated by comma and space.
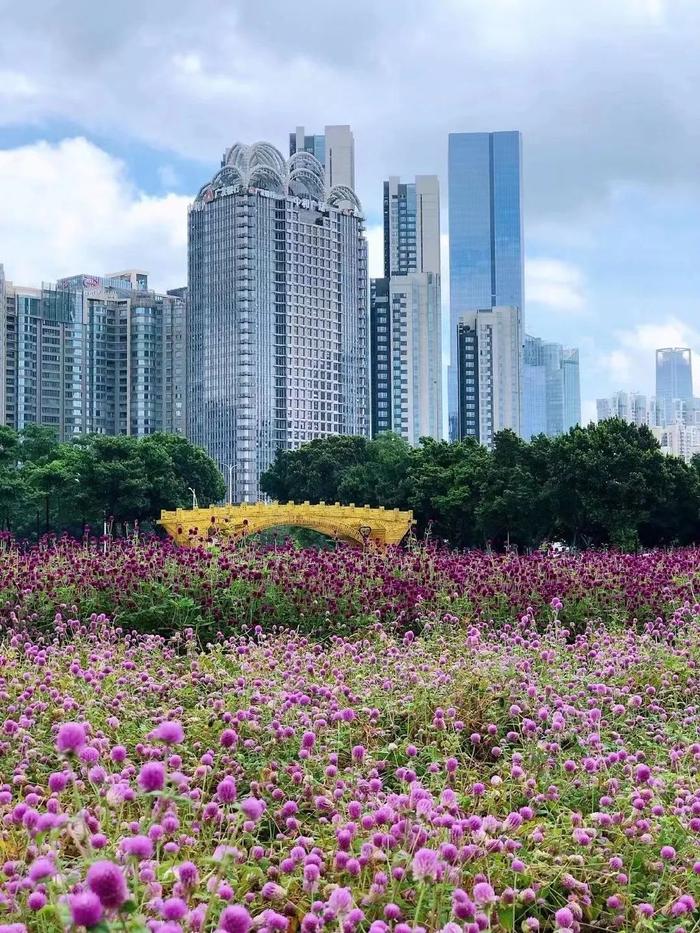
187, 142, 369, 502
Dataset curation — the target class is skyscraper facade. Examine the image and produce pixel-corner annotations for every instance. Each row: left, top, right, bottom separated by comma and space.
521, 336, 581, 439
457, 306, 522, 447
448, 131, 523, 439
656, 348, 693, 425
370, 175, 442, 442
562, 348, 582, 431
0, 265, 186, 440
188, 141, 368, 503
290, 125, 355, 190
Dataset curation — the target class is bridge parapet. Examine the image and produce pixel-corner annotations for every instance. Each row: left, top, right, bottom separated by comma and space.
158, 501, 414, 547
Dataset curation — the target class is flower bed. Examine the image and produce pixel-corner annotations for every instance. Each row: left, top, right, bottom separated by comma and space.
1, 543, 700, 930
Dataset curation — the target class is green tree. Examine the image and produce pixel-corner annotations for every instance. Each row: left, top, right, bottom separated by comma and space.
547, 419, 669, 549
475, 430, 543, 549
261, 435, 370, 503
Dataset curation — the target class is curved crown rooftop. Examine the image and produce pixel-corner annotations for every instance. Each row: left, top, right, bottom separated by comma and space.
195, 141, 362, 213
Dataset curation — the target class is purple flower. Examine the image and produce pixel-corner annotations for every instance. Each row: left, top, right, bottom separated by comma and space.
162, 897, 188, 920
86, 860, 128, 910
69, 891, 103, 928
151, 721, 185, 745
138, 761, 165, 793
121, 834, 154, 859
328, 887, 354, 917
28, 857, 55, 883
239, 797, 265, 822
217, 778, 237, 803
554, 907, 574, 930
472, 882, 496, 905
177, 861, 199, 888
56, 722, 86, 754
218, 905, 252, 933
411, 848, 440, 882
660, 845, 676, 860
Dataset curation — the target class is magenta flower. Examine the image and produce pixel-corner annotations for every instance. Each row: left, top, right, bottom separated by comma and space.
150, 721, 185, 745
138, 761, 165, 793
69, 891, 103, 928
218, 905, 252, 933
411, 848, 440, 882
56, 722, 86, 754
86, 860, 128, 910
239, 797, 265, 822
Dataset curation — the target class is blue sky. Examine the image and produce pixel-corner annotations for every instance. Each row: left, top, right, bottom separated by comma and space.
1, 0, 699, 422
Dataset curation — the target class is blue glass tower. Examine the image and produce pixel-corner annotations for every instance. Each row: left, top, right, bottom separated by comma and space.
447, 131, 523, 439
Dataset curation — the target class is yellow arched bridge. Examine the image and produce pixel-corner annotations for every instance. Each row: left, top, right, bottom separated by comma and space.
158, 501, 414, 548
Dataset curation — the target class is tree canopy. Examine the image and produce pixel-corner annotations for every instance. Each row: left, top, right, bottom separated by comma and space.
0, 428, 225, 537
261, 420, 700, 550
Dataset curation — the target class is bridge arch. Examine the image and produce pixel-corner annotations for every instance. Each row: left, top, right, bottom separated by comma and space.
159, 502, 414, 548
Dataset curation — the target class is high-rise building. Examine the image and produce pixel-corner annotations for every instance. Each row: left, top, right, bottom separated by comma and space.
448, 131, 523, 439
562, 349, 582, 431
457, 306, 522, 446
0, 265, 186, 439
656, 348, 693, 425
188, 141, 368, 503
595, 391, 649, 428
370, 175, 442, 443
521, 336, 581, 439
289, 125, 355, 190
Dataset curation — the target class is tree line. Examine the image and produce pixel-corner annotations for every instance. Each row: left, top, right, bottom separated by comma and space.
261, 420, 700, 550
0, 426, 225, 538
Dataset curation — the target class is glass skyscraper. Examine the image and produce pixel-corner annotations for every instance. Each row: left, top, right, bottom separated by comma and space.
522, 336, 581, 439
188, 141, 368, 503
656, 348, 693, 425
448, 131, 523, 439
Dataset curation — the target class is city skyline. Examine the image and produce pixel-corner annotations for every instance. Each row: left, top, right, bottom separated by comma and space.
2, 2, 700, 423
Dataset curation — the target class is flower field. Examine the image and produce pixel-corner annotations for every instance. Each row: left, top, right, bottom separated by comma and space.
2, 540, 700, 931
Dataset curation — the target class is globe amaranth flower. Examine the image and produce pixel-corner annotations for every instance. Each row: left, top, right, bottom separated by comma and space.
56, 721, 86, 754
138, 761, 166, 793
121, 834, 154, 859
411, 848, 440, 882
218, 905, 252, 933
150, 720, 185, 745
554, 907, 575, 930
239, 797, 265, 822
86, 859, 128, 910
69, 891, 104, 928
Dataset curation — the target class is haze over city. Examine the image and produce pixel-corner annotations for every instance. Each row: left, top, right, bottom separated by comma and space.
2, 0, 699, 424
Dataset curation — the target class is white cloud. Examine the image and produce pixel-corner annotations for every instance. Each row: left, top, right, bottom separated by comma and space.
525, 258, 586, 312
593, 318, 700, 399
0, 70, 38, 99
0, 138, 190, 291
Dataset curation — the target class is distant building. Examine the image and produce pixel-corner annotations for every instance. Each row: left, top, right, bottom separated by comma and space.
656, 348, 693, 426
522, 336, 581, 438
0, 265, 186, 440
370, 174, 442, 443
457, 306, 522, 446
188, 141, 368, 503
289, 125, 355, 190
562, 348, 581, 431
653, 423, 700, 462
448, 131, 523, 439
595, 391, 655, 428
